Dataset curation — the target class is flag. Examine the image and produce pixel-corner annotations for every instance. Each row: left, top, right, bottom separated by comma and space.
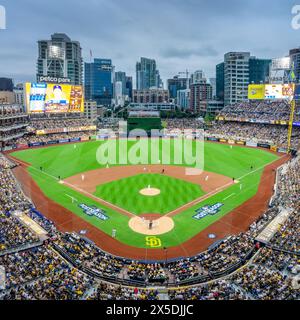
289, 62, 296, 82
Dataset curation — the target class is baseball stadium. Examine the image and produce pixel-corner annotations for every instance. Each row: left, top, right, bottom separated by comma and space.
1, 88, 299, 301
0, 1, 300, 302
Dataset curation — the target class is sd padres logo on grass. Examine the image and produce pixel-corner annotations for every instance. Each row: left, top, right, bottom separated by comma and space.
193, 203, 224, 220
146, 236, 162, 248
79, 204, 109, 221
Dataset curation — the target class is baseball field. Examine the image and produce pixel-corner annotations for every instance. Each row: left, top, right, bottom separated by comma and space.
10, 139, 281, 257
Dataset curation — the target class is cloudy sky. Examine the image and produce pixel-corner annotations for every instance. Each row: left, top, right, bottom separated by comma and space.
0, 0, 299, 85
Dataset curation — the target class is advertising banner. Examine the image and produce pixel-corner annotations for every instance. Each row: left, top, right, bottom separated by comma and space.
264, 84, 294, 100
59, 139, 70, 144
246, 141, 258, 147
25, 82, 84, 113
248, 84, 265, 100
69, 137, 81, 142
257, 143, 271, 149
207, 137, 219, 142
47, 140, 58, 145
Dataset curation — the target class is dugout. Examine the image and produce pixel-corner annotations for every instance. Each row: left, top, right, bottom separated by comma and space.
127, 111, 162, 136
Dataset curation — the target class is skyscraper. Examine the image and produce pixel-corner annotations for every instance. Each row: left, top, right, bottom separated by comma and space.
37, 33, 83, 85
189, 81, 212, 113
84, 58, 114, 106
167, 76, 188, 99
115, 71, 127, 96
224, 52, 250, 106
216, 62, 225, 101
249, 57, 271, 84
126, 76, 133, 99
136, 57, 161, 90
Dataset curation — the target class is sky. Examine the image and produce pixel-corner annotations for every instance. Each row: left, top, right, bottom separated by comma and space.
0, 0, 299, 86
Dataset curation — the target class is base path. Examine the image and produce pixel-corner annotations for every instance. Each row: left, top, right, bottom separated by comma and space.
9, 153, 289, 261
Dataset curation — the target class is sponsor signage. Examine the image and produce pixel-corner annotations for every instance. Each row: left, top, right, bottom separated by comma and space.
79, 204, 109, 221
25, 82, 84, 113
257, 143, 271, 149
277, 147, 288, 153
29, 142, 45, 147
246, 141, 258, 147
47, 140, 58, 145
248, 84, 265, 100
70, 137, 81, 142
37, 76, 72, 84
193, 203, 224, 220
59, 139, 70, 144
207, 137, 219, 142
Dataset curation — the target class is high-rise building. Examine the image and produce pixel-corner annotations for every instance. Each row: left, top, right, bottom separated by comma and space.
216, 62, 225, 101
14, 83, 24, 105
189, 81, 212, 113
84, 100, 98, 121
126, 76, 133, 99
177, 89, 190, 110
136, 57, 161, 90
84, 58, 114, 106
115, 71, 127, 96
37, 33, 83, 85
289, 48, 300, 82
224, 52, 250, 106
167, 76, 188, 99
0, 78, 14, 105
191, 70, 206, 84
0, 78, 13, 91
209, 78, 217, 99
249, 57, 271, 84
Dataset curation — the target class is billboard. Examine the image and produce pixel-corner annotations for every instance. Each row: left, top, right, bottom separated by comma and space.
25, 83, 84, 113
248, 84, 265, 100
271, 57, 290, 71
264, 84, 294, 100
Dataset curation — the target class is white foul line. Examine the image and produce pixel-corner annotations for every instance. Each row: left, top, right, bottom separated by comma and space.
223, 193, 236, 201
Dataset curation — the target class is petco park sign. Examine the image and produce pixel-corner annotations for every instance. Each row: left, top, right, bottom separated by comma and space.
37, 76, 71, 84
79, 204, 109, 221
193, 203, 224, 220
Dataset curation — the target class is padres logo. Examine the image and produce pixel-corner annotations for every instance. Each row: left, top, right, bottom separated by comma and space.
146, 236, 162, 248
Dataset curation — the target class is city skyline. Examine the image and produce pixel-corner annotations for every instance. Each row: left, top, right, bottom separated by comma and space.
0, 0, 299, 85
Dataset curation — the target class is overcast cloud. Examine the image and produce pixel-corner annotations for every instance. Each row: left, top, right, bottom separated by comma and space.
0, 0, 299, 85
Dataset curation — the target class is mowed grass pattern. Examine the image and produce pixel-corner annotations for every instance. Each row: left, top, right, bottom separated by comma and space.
11, 140, 280, 248
94, 174, 205, 215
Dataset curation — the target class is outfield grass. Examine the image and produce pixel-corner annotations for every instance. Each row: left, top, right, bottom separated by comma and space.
94, 173, 205, 215
11, 140, 279, 249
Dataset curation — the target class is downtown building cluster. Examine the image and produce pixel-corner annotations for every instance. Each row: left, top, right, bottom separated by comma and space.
1, 33, 300, 117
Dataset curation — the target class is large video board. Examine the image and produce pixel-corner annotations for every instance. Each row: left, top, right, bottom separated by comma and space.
248, 84, 294, 100
25, 83, 84, 113
264, 84, 294, 100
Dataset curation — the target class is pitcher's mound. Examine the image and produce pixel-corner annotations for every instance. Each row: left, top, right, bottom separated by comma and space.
139, 188, 161, 196
129, 216, 174, 235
